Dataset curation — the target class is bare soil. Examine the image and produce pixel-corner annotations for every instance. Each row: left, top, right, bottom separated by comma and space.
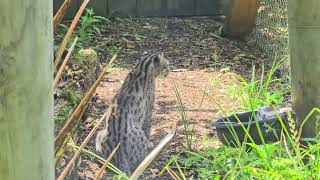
54, 16, 268, 179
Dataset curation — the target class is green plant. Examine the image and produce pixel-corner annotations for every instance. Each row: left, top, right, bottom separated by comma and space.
107, 46, 121, 54
163, 108, 320, 180
68, 142, 128, 179
55, 105, 72, 124
60, 83, 81, 106
171, 80, 193, 151
132, 31, 145, 42
107, 62, 122, 69
211, 50, 221, 64
226, 61, 289, 111
77, 8, 110, 46
163, 62, 320, 179
55, 83, 80, 123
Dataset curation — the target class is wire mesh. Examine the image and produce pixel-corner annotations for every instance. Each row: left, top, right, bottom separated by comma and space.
251, 0, 289, 66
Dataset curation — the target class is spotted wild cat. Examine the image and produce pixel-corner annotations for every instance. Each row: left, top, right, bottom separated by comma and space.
95, 52, 169, 174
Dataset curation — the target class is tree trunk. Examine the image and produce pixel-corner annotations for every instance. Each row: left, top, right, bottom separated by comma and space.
288, 1, 320, 137
0, 0, 54, 179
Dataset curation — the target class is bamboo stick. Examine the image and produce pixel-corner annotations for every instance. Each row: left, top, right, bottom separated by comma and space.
57, 111, 108, 180
54, 54, 117, 159
53, 37, 78, 88
129, 122, 177, 180
93, 144, 120, 180
53, 0, 91, 71
53, 0, 75, 30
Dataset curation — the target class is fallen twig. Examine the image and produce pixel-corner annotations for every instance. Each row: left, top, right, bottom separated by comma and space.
53, 0, 76, 30
53, 0, 91, 71
93, 143, 120, 180
54, 54, 118, 162
165, 167, 180, 180
53, 37, 78, 88
129, 122, 177, 180
209, 32, 223, 40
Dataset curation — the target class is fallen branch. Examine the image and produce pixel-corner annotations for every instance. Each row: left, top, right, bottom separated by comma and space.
53, 37, 78, 88
53, 0, 76, 30
54, 54, 118, 161
53, 0, 91, 71
93, 143, 120, 180
129, 122, 177, 180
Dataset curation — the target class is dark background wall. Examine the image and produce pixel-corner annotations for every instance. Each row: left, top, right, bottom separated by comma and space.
54, 0, 225, 19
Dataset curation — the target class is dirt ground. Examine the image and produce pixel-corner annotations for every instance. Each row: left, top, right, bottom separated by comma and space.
93, 68, 241, 179
55, 17, 269, 179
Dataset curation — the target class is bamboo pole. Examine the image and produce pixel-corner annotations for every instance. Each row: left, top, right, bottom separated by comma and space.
93, 144, 120, 180
0, 0, 54, 179
288, 0, 320, 137
54, 54, 117, 160
53, 37, 78, 88
57, 111, 109, 180
129, 122, 177, 180
53, 0, 76, 30
53, 0, 91, 71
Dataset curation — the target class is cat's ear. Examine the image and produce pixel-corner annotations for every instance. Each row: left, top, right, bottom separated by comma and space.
156, 52, 165, 62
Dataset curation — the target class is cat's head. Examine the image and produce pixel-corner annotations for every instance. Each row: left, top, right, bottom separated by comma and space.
136, 52, 170, 78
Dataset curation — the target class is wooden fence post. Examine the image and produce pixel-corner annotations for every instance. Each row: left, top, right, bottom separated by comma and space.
0, 0, 54, 179
288, 0, 320, 137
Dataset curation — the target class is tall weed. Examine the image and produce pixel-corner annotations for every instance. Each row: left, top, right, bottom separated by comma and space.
226, 60, 289, 111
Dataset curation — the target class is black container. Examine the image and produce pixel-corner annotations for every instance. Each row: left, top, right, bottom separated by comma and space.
212, 106, 288, 146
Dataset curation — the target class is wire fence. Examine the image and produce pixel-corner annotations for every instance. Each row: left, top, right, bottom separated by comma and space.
251, 0, 289, 74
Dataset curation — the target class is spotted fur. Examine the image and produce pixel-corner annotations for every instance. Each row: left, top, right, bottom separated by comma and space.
96, 52, 169, 174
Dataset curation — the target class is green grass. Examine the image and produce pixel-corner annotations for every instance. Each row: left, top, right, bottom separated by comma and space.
162, 62, 320, 179
225, 60, 289, 111
68, 141, 128, 179
107, 46, 121, 54
162, 107, 320, 180
54, 83, 81, 124
171, 79, 193, 151
55, 105, 72, 124
210, 50, 222, 65
60, 83, 81, 106
132, 31, 145, 42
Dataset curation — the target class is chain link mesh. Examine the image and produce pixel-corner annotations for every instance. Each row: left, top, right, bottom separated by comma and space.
251, 0, 289, 64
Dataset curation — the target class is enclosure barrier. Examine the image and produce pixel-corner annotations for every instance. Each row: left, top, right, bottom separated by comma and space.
251, 0, 288, 63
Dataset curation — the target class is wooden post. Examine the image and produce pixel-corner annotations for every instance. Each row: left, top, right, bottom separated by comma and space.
0, 0, 54, 179
288, 1, 320, 137
222, 0, 260, 37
